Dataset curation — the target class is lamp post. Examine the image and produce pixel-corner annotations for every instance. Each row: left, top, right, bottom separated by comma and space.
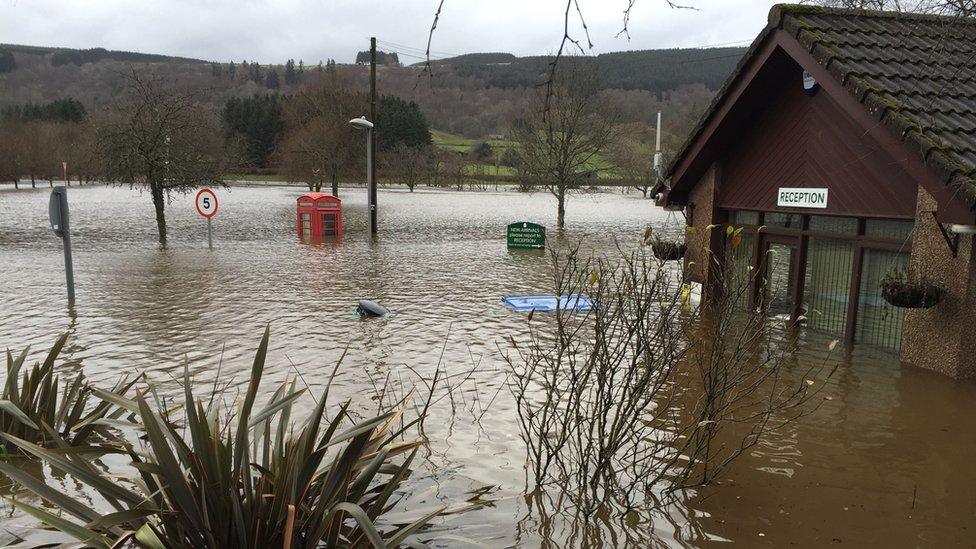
349, 116, 376, 239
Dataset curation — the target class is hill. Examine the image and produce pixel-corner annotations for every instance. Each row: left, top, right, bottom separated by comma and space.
0, 43, 734, 139
420, 47, 746, 94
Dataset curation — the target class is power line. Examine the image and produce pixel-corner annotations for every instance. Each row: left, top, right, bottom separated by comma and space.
375, 39, 461, 58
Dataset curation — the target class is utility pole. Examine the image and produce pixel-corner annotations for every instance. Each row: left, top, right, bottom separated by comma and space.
653, 111, 662, 180
369, 37, 378, 236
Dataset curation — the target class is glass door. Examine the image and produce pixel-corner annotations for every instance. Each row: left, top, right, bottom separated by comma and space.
759, 237, 799, 319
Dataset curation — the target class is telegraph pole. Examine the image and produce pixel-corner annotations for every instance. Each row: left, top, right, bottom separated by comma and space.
369, 37, 378, 236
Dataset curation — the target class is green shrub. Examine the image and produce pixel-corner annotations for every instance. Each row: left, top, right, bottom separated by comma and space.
1, 327, 442, 548
1, 333, 136, 448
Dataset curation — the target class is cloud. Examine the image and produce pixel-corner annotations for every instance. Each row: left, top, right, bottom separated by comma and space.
0, 0, 772, 63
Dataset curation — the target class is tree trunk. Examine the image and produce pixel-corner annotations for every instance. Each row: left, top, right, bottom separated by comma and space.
557, 189, 566, 228
13, 179, 18, 189
151, 183, 168, 246
331, 171, 338, 197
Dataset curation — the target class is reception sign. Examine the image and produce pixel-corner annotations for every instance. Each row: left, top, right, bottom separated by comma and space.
507, 222, 546, 249
777, 188, 828, 209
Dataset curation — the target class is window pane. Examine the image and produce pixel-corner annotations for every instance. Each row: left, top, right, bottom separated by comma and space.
729, 233, 755, 310
865, 219, 914, 241
732, 210, 759, 226
763, 243, 798, 317
803, 238, 854, 339
765, 212, 802, 229
809, 216, 858, 234
855, 249, 910, 351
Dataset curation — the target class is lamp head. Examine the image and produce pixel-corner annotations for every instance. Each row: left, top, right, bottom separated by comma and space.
349, 116, 374, 130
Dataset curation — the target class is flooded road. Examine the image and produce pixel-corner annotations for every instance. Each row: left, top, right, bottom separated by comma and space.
1, 185, 974, 547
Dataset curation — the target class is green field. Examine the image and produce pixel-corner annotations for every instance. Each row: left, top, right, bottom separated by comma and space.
431, 129, 515, 153
431, 129, 618, 180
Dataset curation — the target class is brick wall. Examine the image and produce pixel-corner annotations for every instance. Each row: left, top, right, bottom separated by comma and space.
683, 165, 717, 287
901, 187, 976, 379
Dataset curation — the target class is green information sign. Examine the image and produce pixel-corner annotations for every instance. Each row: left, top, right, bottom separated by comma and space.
507, 222, 546, 249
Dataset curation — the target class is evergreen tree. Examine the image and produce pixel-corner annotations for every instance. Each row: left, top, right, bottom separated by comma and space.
376, 95, 432, 151
284, 59, 296, 84
211, 62, 223, 77
326, 59, 337, 75
2, 98, 86, 123
221, 94, 284, 168
0, 50, 16, 73
228, 61, 236, 79
265, 69, 280, 89
298, 60, 304, 74
251, 61, 262, 83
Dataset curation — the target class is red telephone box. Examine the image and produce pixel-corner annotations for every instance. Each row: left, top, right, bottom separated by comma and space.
296, 193, 342, 238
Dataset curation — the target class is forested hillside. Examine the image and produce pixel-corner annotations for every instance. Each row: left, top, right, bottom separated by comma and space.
0, 42, 738, 173
424, 47, 746, 93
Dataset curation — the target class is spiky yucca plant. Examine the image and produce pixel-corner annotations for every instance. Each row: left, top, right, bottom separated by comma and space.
1, 327, 442, 548
1, 333, 137, 448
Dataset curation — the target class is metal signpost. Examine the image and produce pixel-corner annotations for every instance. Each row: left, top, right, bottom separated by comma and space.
507, 222, 546, 249
349, 116, 376, 239
195, 188, 219, 249
48, 186, 75, 307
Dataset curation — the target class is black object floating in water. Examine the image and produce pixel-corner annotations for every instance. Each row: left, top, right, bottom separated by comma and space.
357, 299, 390, 317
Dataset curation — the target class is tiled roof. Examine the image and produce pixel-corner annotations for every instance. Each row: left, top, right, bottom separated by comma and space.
778, 5, 976, 204
666, 4, 976, 206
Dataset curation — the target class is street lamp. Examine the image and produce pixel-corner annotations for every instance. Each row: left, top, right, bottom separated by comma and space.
349, 116, 376, 239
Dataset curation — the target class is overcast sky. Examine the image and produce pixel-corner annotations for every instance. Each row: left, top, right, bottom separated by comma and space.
1, 0, 775, 64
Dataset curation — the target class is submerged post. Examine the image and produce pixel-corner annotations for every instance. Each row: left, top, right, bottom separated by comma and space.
349, 116, 376, 239
48, 186, 75, 307
369, 37, 378, 236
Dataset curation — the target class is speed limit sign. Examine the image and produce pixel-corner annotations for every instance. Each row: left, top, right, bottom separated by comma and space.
195, 188, 218, 250
195, 188, 219, 218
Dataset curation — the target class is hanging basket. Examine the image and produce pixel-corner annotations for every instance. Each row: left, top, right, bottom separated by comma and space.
651, 240, 687, 261
881, 280, 941, 309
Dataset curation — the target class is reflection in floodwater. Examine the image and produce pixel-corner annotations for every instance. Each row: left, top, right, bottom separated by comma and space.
1, 185, 975, 546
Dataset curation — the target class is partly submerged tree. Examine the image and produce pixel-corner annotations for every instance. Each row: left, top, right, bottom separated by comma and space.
608, 124, 658, 198
277, 73, 367, 194
97, 71, 229, 246
381, 143, 436, 192
513, 64, 616, 228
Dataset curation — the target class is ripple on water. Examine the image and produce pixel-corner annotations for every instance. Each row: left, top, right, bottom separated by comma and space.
2, 185, 975, 547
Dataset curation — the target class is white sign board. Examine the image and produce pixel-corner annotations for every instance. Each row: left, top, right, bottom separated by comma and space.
777, 188, 828, 209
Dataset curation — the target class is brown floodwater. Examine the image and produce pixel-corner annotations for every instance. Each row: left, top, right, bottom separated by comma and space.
0, 184, 974, 547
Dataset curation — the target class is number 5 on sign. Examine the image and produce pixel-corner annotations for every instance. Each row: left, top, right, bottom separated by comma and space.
195, 188, 218, 250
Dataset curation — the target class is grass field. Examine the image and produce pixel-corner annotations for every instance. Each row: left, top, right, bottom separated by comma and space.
431, 129, 516, 153
431, 128, 618, 179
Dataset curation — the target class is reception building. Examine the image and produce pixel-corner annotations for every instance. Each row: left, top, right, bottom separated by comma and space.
656, 5, 976, 378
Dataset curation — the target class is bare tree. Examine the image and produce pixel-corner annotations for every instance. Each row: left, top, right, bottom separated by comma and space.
0, 119, 25, 187
277, 73, 366, 195
380, 142, 435, 192
503, 232, 836, 516
97, 71, 229, 246
608, 125, 657, 197
513, 64, 616, 228
801, 0, 975, 14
